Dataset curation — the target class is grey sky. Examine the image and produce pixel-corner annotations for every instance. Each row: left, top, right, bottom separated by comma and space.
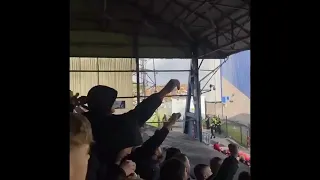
133, 58, 222, 86
144, 59, 190, 85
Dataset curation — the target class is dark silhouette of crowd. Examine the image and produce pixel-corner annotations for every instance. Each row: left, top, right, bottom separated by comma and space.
70, 79, 250, 180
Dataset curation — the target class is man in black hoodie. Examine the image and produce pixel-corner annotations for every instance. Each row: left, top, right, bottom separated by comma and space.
84, 79, 180, 180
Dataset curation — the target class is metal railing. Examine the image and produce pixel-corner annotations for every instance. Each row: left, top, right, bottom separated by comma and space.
221, 117, 250, 147
201, 116, 250, 148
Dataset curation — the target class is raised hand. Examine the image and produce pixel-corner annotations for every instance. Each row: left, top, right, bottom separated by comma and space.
70, 93, 79, 105
77, 96, 87, 106
127, 172, 141, 179
115, 147, 133, 165
159, 79, 180, 98
163, 113, 181, 129
120, 160, 136, 176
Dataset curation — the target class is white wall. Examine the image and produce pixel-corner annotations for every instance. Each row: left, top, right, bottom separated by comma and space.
172, 96, 206, 118
199, 59, 222, 102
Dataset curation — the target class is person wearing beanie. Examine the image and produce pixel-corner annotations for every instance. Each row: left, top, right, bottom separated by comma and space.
84, 79, 180, 180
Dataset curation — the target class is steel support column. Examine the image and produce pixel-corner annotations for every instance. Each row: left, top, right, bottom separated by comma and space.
184, 44, 203, 142
133, 35, 140, 104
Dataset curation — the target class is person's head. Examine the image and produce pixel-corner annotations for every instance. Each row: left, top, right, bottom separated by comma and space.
70, 113, 93, 180
238, 171, 251, 180
160, 158, 188, 180
172, 153, 191, 176
194, 164, 212, 180
209, 157, 222, 174
165, 147, 181, 160
87, 85, 118, 114
152, 147, 164, 162
228, 143, 238, 157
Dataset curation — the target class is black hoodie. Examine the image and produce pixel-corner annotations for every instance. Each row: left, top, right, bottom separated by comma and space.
84, 89, 162, 180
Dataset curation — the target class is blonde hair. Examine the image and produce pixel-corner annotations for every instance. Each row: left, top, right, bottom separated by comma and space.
70, 113, 93, 150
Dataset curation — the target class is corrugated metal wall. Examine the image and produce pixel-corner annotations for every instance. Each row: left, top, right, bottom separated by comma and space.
70, 57, 135, 113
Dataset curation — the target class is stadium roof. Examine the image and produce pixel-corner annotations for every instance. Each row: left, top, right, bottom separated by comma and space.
70, 0, 250, 59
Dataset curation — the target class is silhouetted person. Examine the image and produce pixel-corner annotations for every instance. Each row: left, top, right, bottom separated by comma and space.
165, 147, 181, 161
172, 153, 191, 179
214, 144, 239, 180
215, 116, 222, 135
209, 157, 222, 176
160, 158, 188, 180
127, 113, 181, 180
194, 164, 212, 180
205, 115, 210, 129
210, 116, 216, 138
238, 172, 251, 180
85, 79, 180, 180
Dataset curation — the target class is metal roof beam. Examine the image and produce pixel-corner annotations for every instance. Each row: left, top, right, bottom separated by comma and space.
121, 0, 194, 55
70, 42, 190, 47
170, 0, 193, 24
209, 17, 250, 42
209, 17, 250, 41
215, 3, 249, 11
179, 0, 208, 25
197, 3, 248, 35
122, 0, 193, 41
208, 2, 250, 35
186, 0, 224, 27
172, 0, 214, 27
199, 12, 249, 40
157, 0, 172, 16
198, 35, 250, 58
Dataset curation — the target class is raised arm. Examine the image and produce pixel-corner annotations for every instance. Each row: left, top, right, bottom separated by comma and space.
125, 79, 180, 127
133, 113, 181, 159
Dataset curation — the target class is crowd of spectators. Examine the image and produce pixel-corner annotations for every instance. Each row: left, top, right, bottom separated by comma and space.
70, 79, 250, 180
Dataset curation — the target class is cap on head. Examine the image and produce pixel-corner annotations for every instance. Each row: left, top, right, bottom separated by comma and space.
87, 85, 118, 112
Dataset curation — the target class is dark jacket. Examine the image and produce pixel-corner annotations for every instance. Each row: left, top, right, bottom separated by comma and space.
214, 156, 239, 180
85, 93, 163, 180
70, 104, 75, 112
128, 127, 169, 180
86, 153, 127, 180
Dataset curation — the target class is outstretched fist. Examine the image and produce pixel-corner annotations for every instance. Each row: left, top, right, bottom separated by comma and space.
70, 93, 87, 107
159, 79, 180, 98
